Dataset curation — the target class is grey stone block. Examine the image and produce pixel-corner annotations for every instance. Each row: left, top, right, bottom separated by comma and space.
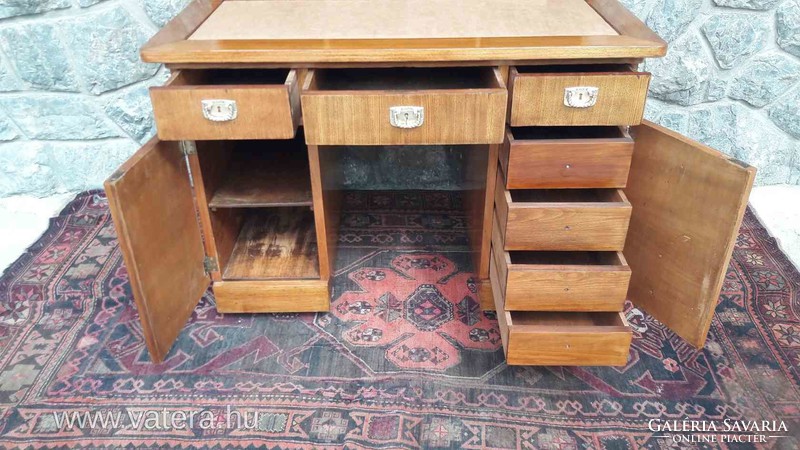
0, 59, 21, 92
701, 13, 768, 69
0, 24, 80, 92
618, 0, 652, 18
728, 53, 800, 107
44, 140, 138, 192
0, 0, 70, 19
713, 0, 783, 10
0, 96, 122, 140
65, 8, 159, 95
0, 113, 19, 142
768, 91, 800, 138
647, 0, 701, 42
0, 142, 57, 197
645, 36, 714, 106
79, 0, 107, 7
777, 0, 800, 57
103, 84, 156, 143
142, 0, 191, 27
658, 109, 692, 135
687, 104, 738, 154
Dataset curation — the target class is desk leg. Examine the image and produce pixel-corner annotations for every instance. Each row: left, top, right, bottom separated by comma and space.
308, 144, 340, 282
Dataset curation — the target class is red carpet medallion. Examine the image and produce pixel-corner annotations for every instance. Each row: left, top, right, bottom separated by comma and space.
0, 190, 797, 448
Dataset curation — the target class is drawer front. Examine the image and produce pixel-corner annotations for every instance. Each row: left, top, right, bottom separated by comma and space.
509, 67, 650, 126
495, 170, 631, 251
500, 127, 634, 189
150, 70, 301, 140
301, 69, 507, 145
491, 225, 630, 311
213, 279, 329, 313
490, 263, 631, 366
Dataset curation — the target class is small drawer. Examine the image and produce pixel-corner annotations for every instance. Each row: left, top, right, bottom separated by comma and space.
494, 168, 631, 251
150, 69, 301, 140
490, 261, 631, 366
491, 219, 630, 311
500, 126, 633, 189
301, 67, 507, 145
509, 64, 650, 127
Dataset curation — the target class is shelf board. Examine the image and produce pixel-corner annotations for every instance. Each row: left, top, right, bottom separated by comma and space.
208, 147, 312, 209
223, 208, 320, 280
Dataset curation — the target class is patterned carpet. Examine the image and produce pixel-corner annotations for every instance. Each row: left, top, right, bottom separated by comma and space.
0, 190, 798, 448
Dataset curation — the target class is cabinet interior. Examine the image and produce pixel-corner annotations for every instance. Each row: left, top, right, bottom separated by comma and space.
177, 68, 291, 85
510, 126, 625, 140
507, 251, 623, 266
511, 311, 626, 328
308, 67, 502, 91
515, 64, 632, 74
509, 188, 625, 203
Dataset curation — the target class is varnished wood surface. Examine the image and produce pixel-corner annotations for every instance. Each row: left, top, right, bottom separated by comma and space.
461, 144, 499, 280
492, 215, 630, 312
509, 66, 650, 126
223, 208, 320, 280
104, 138, 209, 363
501, 127, 633, 189
214, 279, 329, 312
150, 69, 300, 140
478, 278, 494, 311
495, 168, 632, 251
301, 68, 507, 145
308, 145, 341, 280
190, 0, 617, 40
208, 139, 312, 208
490, 257, 630, 365
624, 121, 756, 348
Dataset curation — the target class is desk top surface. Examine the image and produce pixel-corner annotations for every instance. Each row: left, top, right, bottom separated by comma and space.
141, 0, 666, 65
189, 0, 618, 41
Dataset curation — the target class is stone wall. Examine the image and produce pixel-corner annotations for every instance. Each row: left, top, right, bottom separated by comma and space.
0, 0, 797, 197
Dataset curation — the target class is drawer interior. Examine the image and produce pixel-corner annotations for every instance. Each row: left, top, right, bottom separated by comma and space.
514, 64, 633, 74
509, 311, 627, 329
307, 67, 504, 91
509, 188, 627, 204
509, 126, 627, 141
172, 69, 292, 86
507, 251, 625, 267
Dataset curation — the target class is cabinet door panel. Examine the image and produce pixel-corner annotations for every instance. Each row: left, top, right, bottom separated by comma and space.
104, 138, 209, 363
625, 121, 755, 347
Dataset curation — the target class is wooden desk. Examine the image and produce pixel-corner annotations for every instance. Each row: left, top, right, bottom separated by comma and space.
105, 0, 756, 365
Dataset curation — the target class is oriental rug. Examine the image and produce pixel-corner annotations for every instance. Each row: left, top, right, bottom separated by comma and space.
0, 190, 798, 449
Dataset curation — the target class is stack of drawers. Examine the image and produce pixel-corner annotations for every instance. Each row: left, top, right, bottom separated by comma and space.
491, 64, 651, 366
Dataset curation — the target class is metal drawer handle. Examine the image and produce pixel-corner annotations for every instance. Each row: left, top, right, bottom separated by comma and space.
201, 99, 237, 122
389, 106, 424, 129
564, 87, 598, 108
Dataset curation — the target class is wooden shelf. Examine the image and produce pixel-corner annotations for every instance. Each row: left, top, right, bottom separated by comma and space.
223, 208, 320, 280
208, 142, 312, 209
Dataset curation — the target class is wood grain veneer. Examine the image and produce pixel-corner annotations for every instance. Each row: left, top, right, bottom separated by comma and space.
104, 138, 209, 363
150, 69, 300, 140
500, 126, 633, 189
509, 65, 650, 126
490, 259, 631, 366
214, 279, 329, 313
624, 121, 755, 348
495, 168, 632, 251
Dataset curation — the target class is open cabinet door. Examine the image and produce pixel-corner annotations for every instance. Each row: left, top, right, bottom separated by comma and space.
624, 121, 756, 348
104, 138, 210, 362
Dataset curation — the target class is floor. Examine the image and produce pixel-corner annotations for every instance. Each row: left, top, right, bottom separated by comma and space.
1, 186, 799, 276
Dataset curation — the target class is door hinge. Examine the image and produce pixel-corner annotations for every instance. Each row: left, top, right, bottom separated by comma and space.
180, 140, 197, 155
203, 256, 219, 273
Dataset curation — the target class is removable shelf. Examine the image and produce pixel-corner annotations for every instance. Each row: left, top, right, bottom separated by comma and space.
208, 143, 312, 209
223, 208, 320, 280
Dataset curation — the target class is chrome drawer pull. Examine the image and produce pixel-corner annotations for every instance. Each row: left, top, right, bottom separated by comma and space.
201, 99, 238, 122
564, 87, 598, 108
389, 106, 424, 129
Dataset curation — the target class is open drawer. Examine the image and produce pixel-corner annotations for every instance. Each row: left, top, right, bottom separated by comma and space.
509, 64, 650, 127
500, 126, 633, 189
491, 218, 630, 311
490, 260, 631, 366
494, 168, 631, 251
301, 67, 507, 145
150, 69, 301, 140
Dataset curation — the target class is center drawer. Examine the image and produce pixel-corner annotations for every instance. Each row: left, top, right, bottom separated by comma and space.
494, 168, 632, 251
490, 260, 631, 366
491, 217, 631, 311
509, 64, 650, 127
150, 69, 301, 140
301, 67, 508, 145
